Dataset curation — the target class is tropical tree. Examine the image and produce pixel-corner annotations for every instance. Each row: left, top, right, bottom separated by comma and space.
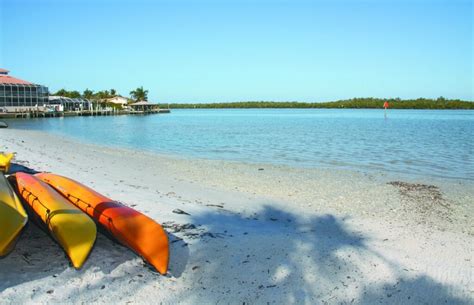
83, 89, 94, 99
110, 89, 117, 96
54, 89, 81, 98
130, 86, 148, 102
93, 90, 111, 101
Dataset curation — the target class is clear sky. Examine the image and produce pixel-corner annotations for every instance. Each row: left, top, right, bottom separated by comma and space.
1, 0, 472, 102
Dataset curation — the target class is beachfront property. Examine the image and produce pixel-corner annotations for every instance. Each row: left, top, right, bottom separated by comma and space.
106, 96, 130, 109
48, 96, 92, 112
0, 69, 49, 113
0, 68, 169, 117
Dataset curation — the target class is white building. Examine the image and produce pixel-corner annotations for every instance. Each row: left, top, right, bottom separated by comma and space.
106, 96, 129, 108
48, 96, 92, 112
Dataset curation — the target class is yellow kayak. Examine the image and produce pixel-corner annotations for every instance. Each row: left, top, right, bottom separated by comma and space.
12, 172, 97, 269
0, 174, 28, 256
0, 153, 14, 174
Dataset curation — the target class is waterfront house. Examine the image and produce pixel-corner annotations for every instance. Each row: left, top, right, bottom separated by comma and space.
48, 96, 92, 112
106, 96, 130, 109
0, 68, 49, 113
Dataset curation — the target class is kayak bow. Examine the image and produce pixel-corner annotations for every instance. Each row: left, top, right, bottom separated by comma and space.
13, 172, 96, 269
37, 172, 169, 274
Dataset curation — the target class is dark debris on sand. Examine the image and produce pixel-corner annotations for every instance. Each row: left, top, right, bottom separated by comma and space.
172, 209, 191, 216
387, 181, 446, 206
162, 221, 228, 240
387, 181, 452, 226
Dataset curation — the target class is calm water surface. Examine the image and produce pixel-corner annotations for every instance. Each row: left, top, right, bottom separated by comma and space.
7, 109, 474, 180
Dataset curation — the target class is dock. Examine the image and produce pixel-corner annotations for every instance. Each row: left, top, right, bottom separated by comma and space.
0, 108, 171, 119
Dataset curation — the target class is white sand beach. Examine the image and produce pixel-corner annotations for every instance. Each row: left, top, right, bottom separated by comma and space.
0, 129, 472, 304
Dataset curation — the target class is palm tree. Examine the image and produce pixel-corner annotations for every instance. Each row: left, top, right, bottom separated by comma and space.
130, 86, 148, 102
83, 89, 94, 99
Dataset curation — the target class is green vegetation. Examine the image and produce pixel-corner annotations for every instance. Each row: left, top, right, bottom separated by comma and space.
53, 89, 82, 99
52, 88, 129, 109
82, 89, 94, 100
51, 90, 473, 110
129, 86, 148, 102
161, 97, 473, 109
53, 88, 120, 101
52, 87, 151, 109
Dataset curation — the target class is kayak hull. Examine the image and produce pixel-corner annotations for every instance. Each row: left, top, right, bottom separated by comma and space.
0, 174, 27, 256
37, 172, 169, 274
0, 153, 13, 174
13, 173, 96, 269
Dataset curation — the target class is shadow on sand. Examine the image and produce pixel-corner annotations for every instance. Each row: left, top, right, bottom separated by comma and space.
175, 204, 471, 304
0, 221, 190, 295
7, 162, 39, 175
1, 163, 470, 304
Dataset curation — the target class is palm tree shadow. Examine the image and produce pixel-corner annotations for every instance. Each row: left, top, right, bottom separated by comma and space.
181, 204, 471, 304
184, 205, 367, 303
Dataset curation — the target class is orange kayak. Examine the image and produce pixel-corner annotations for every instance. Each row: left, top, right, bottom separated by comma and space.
36, 172, 169, 274
12, 173, 96, 269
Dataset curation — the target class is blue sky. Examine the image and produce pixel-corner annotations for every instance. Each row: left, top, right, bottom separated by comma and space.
1, 0, 472, 102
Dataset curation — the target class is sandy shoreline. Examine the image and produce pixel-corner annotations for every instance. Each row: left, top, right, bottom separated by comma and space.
0, 128, 472, 304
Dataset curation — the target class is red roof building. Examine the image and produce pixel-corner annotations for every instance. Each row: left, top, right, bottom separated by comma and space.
0, 69, 33, 84
0, 68, 49, 111
0, 75, 33, 85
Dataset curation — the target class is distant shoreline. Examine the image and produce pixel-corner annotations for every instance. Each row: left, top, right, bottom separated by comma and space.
160, 98, 474, 110
164, 106, 474, 110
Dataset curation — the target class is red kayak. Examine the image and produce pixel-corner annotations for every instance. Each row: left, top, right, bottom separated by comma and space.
36, 172, 169, 274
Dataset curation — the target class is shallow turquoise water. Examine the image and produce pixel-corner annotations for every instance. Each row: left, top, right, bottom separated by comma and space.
7, 109, 474, 180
